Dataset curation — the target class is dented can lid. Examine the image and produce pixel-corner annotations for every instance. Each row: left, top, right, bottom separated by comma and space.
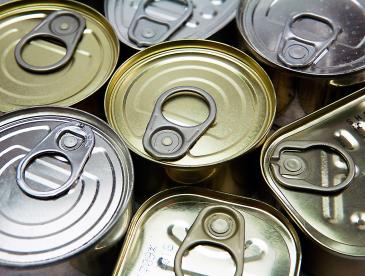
0, 107, 133, 267
105, 40, 276, 168
104, 0, 240, 50
261, 88, 365, 257
113, 187, 301, 276
0, 0, 119, 112
237, 0, 365, 76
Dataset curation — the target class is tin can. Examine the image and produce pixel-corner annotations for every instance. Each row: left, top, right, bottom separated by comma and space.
0, 0, 119, 116
105, 40, 276, 187
261, 88, 365, 276
0, 107, 134, 276
104, 0, 240, 50
237, 0, 365, 123
113, 187, 301, 276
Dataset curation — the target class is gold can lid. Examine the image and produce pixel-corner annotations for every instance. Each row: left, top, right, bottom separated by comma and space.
105, 40, 276, 167
0, 0, 119, 112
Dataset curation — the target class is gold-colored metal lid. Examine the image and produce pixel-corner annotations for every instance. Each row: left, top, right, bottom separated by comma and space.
105, 40, 275, 168
0, 0, 119, 112
113, 187, 301, 276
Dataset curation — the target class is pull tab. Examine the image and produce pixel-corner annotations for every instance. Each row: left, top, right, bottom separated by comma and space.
270, 141, 355, 193
174, 205, 245, 276
143, 86, 216, 161
278, 13, 341, 68
128, 0, 193, 47
15, 10, 86, 73
16, 122, 94, 199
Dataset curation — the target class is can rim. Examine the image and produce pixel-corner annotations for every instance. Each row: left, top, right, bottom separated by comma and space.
105, 39, 276, 168
0, 106, 134, 268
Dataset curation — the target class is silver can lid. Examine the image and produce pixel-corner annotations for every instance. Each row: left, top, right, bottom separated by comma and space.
0, 107, 133, 267
238, 0, 365, 76
105, 0, 239, 50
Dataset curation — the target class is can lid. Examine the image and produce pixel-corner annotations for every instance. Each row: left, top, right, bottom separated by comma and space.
105, 0, 240, 50
114, 188, 300, 276
0, 107, 133, 267
238, 0, 365, 76
0, 0, 119, 112
262, 90, 365, 257
105, 40, 276, 167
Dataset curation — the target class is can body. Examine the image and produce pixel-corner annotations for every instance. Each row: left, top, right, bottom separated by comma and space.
237, 0, 365, 126
0, 107, 134, 276
104, 0, 240, 50
105, 40, 276, 189
0, 0, 119, 116
261, 88, 365, 276
113, 187, 301, 276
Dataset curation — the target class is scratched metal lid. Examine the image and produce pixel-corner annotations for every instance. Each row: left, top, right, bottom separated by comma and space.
261, 88, 365, 257
113, 187, 301, 276
104, 0, 239, 50
0, 0, 119, 113
105, 40, 275, 167
0, 107, 133, 267
237, 0, 365, 76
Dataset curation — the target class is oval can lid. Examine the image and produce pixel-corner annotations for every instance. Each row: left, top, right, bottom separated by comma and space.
0, 107, 133, 267
238, 0, 365, 76
105, 0, 240, 50
105, 40, 276, 168
114, 187, 301, 276
0, 0, 119, 112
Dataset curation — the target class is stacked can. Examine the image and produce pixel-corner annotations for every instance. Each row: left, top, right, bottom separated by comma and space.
0, 0, 364, 275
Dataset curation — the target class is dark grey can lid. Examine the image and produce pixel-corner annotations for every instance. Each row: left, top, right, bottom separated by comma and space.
237, 0, 365, 76
0, 107, 133, 267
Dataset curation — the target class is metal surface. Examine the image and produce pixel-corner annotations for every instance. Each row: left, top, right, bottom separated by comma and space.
237, 0, 365, 76
261, 88, 365, 275
15, 10, 86, 73
174, 205, 245, 276
0, 107, 133, 268
143, 86, 217, 161
113, 187, 301, 276
128, 0, 193, 47
237, 0, 365, 119
105, 0, 240, 50
105, 40, 275, 172
0, 0, 119, 112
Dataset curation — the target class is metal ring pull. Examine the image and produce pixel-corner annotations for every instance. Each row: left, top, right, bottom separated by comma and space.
16, 122, 95, 199
270, 140, 355, 193
143, 86, 217, 161
128, 0, 193, 47
15, 10, 86, 73
174, 205, 245, 276
278, 13, 341, 68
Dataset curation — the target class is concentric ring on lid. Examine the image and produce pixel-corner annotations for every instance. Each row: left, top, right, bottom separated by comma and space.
0, 107, 133, 267
105, 40, 276, 167
237, 0, 365, 76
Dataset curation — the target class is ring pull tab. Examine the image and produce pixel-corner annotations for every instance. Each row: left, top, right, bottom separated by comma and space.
143, 86, 217, 161
270, 140, 355, 193
128, 0, 193, 47
16, 122, 95, 199
15, 10, 86, 73
278, 13, 341, 68
174, 205, 245, 276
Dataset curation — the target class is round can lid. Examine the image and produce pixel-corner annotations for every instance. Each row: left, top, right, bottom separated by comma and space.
0, 0, 119, 112
0, 107, 133, 267
105, 40, 276, 168
237, 0, 365, 76
105, 0, 239, 50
